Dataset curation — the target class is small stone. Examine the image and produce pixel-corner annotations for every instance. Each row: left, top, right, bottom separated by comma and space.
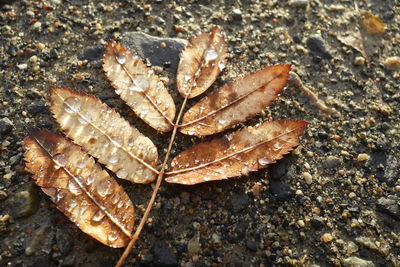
231, 9, 242, 21
307, 36, 333, 60
383, 56, 400, 70
302, 172, 313, 184
321, 233, 334, 243
17, 63, 28, 70
354, 56, 365, 66
212, 233, 221, 244
376, 195, 400, 220
323, 156, 342, 169
7, 183, 40, 218
245, 239, 257, 251
152, 242, 177, 266
230, 192, 249, 212
348, 192, 356, 199
357, 153, 369, 162
0, 190, 8, 200
0, 120, 13, 135
297, 219, 305, 227
289, 0, 308, 8
270, 181, 294, 201
187, 235, 201, 255
342, 256, 375, 267
32, 21, 42, 31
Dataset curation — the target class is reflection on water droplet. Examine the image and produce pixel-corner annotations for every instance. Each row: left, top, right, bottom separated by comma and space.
258, 157, 270, 166
80, 205, 89, 216
56, 190, 65, 202
184, 74, 191, 81
92, 209, 105, 222
87, 175, 95, 185
218, 119, 226, 125
109, 155, 118, 164
78, 113, 92, 125
116, 169, 128, 179
128, 75, 149, 92
115, 89, 122, 94
68, 180, 83, 195
63, 97, 81, 114
76, 160, 86, 169
273, 143, 282, 151
117, 200, 124, 208
68, 200, 78, 212
116, 54, 126, 64
53, 153, 67, 167
108, 231, 118, 242
97, 180, 114, 197
205, 46, 218, 62
187, 130, 195, 135
111, 193, 120, 204
218, 61, 225, 71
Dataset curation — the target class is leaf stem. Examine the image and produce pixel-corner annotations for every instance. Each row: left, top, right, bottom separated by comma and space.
115, 95, 190, 267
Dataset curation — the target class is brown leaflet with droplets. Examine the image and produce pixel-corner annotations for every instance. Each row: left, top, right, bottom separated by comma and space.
179, 64, 291, 136
166, 120, 307, 185
23, 129, 134, 248
103, 41, 176, 132
49, 87, 158, 184
177, 26, 228, 98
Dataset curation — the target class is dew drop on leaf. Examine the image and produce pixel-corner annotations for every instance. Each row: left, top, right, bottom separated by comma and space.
258, 157, 270, 166
97, 180, 114, 197
111, 193, 120, 204
108, 231, 118, 242
68, 180, 83, 195
76, 160, 86, 169
128, 75, 149, 92
92, 209, 106, 222
205, 46, 218, 62
108, 155, 119, 164
116, 169, 128, 179
77, 113, 92, 125
79, 205, 89, 216
115, 53, 126, 64
63, 97, 81, 114
86, 175, 95, 185
56, 189, 66, 202
53, 153, 67, 167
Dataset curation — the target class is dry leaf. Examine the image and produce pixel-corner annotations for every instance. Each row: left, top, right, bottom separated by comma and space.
49, 86, 158, 184
166, 119, 307, 185
23, 128, 134, 248
177, 26, 228, 98
179, 65, 291, 136
360, 12, 385, 35
103, 41, 176, 132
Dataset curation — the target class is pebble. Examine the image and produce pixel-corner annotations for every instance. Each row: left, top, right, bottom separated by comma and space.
289, 0, 308, 8
122, 32, 187, 74
342, 257, 375, 267
187, 235, 201, 255
297, 219, 305, 227
17, 63, 28, 70
354, 56, 366, 66
6, 183, 39, 218
32, 21, 42, 31
230, 192, 249, 212
0, 190, 8, 200
152, 242, 177, 266
321, 233, 334, 243
302, 172, 313, 184
270, 181, 294, 201
212, 233, 221, 244
306, 36, 333, 60
323, 156, 342, 169
348, 192, 356, 199
0, 119, 13, 135
383, 56, 400, 70
376, 195, 400, 220
231, 9, 242, 21
356, 153, 369, 162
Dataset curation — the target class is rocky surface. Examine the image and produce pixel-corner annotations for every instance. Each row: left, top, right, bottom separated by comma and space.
0, 0, 399, 266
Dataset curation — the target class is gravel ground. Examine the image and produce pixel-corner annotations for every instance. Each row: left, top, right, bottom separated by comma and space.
1, 0, 399, 266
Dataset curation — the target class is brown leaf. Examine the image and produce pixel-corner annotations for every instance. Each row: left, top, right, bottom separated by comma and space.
177, 26, 228, 98
23, 129, 134, 248
103, 41, 176, 132
179, 64, 291, 136
166, 120, 307, 185
49, 86, 158, 184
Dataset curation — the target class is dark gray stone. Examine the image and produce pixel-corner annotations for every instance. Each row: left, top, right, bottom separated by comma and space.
269, 181, 294, 202
79, 45, 104, 61
152, 242, 177, 267
0, 119, 13, 135
323, 156, 342, 169
377, 195, 400, 221
231, 192, 249, 212
306, 36, 333, 60
7, 182, 40, 218
121, 32, 187, 74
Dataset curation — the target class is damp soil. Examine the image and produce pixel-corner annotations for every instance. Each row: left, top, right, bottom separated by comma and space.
0, 0, 399, 266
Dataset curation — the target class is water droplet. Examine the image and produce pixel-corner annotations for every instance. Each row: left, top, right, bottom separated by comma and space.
116, 53, 126, 64
116, 169, 128, 179
79, 205, 89, 216
218, 61, 225, 71
97, 180, 114, 197
67, 200, 78, 212
108, 231, 118, 242
258, 157, 270, 166
203, 177, 212, 181
115, 89, 122, 94
76, 160, 86, 169
218, 119, 226, 125
111, 193, 120, 204
273, 144, 282, 151
68, 180, 83, 195
205, 46, 218, 62
78, 113, 92, 125
117, 200, 124, 208
184, 74, 191, 81
53, 153, 67, 167
187, 130, 196, 135
63, 97, 81, 114
128, 75, 149, 92
92, 209, 105, 222
56, 190, 65, 202
87, 175, 95, 185
108, 155, 118, 164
